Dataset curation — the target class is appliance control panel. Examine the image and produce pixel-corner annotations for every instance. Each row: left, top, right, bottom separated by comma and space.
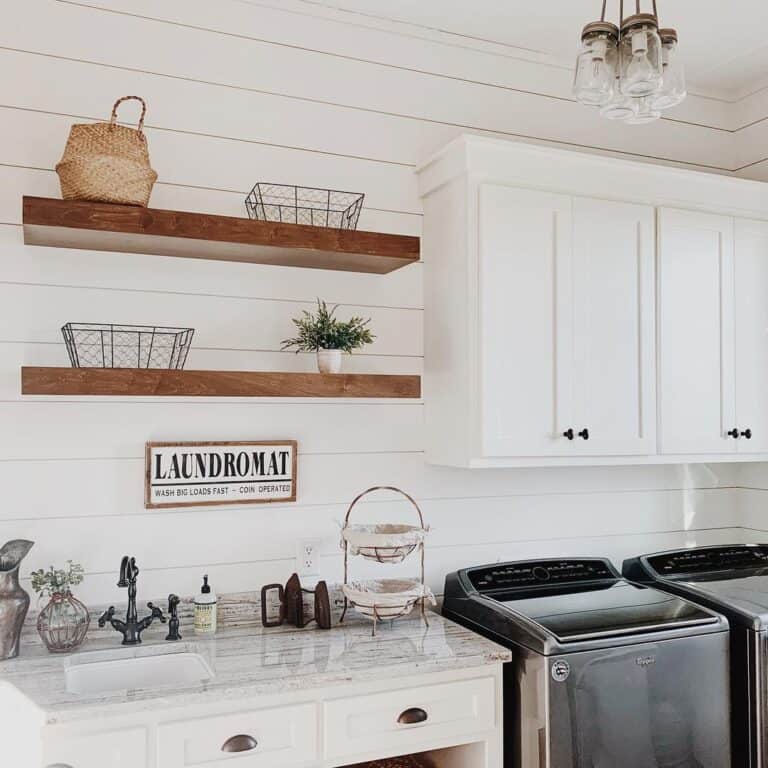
467, 559, 617, 592
647, 545, 768, 576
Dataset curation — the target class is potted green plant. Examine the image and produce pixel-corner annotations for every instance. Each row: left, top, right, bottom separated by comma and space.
30, 560, 90, 653
282, 299, 375, 374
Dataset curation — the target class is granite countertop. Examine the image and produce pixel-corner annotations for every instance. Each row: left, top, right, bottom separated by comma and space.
0, 612, 511, 725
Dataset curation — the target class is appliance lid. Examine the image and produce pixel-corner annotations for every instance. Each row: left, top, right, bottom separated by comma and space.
488, 581, 716, 642
466, 559, 717, 643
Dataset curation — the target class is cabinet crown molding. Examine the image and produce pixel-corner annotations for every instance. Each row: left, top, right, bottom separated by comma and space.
417, 135, 768, 222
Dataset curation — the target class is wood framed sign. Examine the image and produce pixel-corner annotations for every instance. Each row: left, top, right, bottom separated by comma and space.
145, 440, 297, 509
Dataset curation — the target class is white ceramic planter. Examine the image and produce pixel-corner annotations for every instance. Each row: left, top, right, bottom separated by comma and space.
317, 348, 342, 374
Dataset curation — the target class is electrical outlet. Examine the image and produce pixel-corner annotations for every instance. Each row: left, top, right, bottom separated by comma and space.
297, 538, 321, 578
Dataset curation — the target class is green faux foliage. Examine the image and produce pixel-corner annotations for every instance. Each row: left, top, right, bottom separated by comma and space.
30, 560, 85, 597
281, 299, 375, 354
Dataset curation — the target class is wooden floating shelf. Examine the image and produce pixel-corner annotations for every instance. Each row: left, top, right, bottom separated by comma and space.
21, 367, 422, 399
22, 197, 420, 274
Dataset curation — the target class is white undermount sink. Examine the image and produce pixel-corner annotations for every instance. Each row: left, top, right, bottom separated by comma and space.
65, 648, 215, 695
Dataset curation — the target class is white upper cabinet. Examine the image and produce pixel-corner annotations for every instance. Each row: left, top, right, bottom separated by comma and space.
571, 197, 656, 456
658, 208, 736, 455
478, 185, 574, 458
478, 189, 655, 460
418, 135, 768, 467
659, 211, 768, 457
735, 219, 768, 454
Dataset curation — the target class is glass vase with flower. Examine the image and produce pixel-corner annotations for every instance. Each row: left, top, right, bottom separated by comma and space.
30, 561, 90, 653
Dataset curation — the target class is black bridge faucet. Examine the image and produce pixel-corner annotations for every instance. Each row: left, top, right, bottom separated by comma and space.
98, 556, 166, 645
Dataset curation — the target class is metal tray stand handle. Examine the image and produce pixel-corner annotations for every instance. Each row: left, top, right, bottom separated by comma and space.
221, 734, 258, 753
397, 707, 428, 725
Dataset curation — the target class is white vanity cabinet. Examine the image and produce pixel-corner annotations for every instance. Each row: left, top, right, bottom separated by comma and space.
37, 667, 503, 768
418, 135, 768, 468
658, 210, 768, 456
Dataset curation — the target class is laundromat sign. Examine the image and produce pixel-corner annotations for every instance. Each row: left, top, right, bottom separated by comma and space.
145, 441, 297, 509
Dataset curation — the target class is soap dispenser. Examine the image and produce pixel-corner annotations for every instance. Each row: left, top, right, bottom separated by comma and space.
193, 574, 217, 634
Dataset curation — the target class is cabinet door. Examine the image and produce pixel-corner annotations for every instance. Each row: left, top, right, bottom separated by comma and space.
658, 208, 736, 454
572, 197, 656, 455
478, 185, 574, 457
44, 728, 147, 768
735, 219, 768, 454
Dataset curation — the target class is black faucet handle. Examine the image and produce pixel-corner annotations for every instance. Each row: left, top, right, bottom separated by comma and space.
166, 594, 182, 641
98, 606, 116, 627
117, 555, 139, 587
147, 601, 167, 623
117, 556, 129, 587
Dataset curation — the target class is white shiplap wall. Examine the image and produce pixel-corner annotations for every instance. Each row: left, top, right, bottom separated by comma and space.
1, 0, 759, 603
736, 465, 768, 540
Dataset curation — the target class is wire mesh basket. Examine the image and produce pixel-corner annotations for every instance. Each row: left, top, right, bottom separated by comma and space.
245, 183, 364, 230
62, 323, 194, 369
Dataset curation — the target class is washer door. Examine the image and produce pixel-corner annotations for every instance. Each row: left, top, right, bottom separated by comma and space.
547, 633, 730, 767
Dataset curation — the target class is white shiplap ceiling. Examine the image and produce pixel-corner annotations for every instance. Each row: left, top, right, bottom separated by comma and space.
307, 0, 768, 99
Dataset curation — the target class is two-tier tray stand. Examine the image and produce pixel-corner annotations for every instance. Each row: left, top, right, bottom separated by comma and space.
339, 486, 429, 636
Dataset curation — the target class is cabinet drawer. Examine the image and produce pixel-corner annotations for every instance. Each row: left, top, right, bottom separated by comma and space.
44, 727, 147, 768
157, 703, 318, 768
324, 677, 495, 760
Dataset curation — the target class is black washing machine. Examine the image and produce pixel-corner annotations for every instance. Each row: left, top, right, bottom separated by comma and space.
444, 557, 731, 768
624, 543, 768, 768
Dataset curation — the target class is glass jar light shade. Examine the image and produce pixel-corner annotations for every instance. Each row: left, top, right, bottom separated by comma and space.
600, 78, 637, 120
619, 15, 663, 97
625, 96, 662, 125
573, 24, 618, 106
653, 30, 686, 109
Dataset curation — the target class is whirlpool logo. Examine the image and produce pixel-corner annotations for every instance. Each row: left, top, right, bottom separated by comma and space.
635, 655, 657, 667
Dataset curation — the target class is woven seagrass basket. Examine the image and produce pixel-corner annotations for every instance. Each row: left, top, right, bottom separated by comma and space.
349, 755, 434, 768
56, 96, 158, 206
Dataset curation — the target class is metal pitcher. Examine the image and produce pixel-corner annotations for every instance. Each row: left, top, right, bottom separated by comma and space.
0, 540, 34, 660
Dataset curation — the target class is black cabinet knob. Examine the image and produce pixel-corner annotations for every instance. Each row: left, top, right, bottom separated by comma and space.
727, 429, 740, 439
563, 428, 575, 441
578, 428, 590, 441
742, 429, 753, 440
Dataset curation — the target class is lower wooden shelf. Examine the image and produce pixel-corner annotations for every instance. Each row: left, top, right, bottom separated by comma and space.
20, 367, 422, 399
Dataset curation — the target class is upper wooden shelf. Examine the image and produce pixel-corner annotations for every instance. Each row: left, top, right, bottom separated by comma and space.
22, 197, 420, 274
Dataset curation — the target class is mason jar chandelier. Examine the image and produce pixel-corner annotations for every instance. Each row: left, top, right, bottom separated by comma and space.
573, 0, 686, 124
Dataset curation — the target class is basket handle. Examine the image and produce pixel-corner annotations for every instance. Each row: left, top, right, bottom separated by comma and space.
109, 95, 148, 136
343, 486, 425, 530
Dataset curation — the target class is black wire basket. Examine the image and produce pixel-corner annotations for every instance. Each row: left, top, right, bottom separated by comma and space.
61, 323, 194, 369
245, 183, 364, 230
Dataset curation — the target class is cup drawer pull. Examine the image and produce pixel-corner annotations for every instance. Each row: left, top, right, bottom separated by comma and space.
397, 707, 428, 725
221, 734, 258, 753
